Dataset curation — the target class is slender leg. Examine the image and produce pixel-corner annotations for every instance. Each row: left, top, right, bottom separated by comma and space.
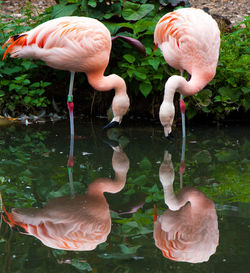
179, 136, 186, 189
180, 71, 186, 139
67, 131, 75, 198
67, 71, 75, 137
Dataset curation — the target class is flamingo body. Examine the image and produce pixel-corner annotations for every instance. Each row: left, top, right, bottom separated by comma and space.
3, 16, 129, 129
7, 17, 111, 73
3, 148, 129, 251
154, 8, 220, 136
154, 151, 219, 263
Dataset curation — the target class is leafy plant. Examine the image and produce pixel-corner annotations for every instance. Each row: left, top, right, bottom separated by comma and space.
0, 3, 52, 116
186, 16, 250, 120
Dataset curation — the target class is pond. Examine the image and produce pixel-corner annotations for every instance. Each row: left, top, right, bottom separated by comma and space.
0, 119, 249, 273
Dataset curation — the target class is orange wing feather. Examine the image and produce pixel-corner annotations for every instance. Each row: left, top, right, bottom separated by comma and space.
2, 34, 27, 60
154, 12, 183, 49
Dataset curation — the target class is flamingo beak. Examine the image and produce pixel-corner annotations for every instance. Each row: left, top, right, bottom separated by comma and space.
103, 121, 120, 130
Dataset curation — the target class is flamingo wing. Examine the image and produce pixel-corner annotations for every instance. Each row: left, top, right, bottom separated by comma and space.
2, 17, 112, 72
154, 8, 220, 73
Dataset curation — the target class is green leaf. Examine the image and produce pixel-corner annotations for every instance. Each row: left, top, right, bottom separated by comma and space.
88, 0, 97, 8
23, 79, 31, 85
51, 4, 78, 18
134, 175, 147, 185
42, 82, 51, 87
148, 59, 160, 70
218, 87, 240, 102
9, 84, 17, 91
1, 66, 22, 75
52, 249, 67, 256
38, 89, 46, 96
139, 81, 152, 97
122, 2, 154, 21
139, 157, 152, 170
30, 82, 40, 88
21, 60, 35, 70
120, 244, 141, 255
0, 90, 5, 97
134, 71, 146, 80
242, 95, 250, 111
71, 259, 92, 271
241, 87, 250, 94
24, 96, 32, 104
123, 54, 136, 63
215, 149, 238, 162
193, 150, 212, 164
103, 3, 121, 19
195, 89, 212, 107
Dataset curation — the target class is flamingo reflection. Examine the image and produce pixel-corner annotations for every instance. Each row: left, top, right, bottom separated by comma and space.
153, 151, 219, 263
3, 141, 129, 251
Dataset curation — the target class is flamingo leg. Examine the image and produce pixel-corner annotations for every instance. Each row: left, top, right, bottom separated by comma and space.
67, 131, 75, 198
67, 71, 75, 137
179, 136, 186, 189
180, 94, 186, 138
180, 71, 186, 139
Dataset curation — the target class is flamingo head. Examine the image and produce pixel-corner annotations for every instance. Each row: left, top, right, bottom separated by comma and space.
104, 93, 130, 130
159, 101, 175, 137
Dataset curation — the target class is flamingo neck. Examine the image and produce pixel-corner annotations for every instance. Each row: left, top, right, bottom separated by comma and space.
173, 188, 214, 212
163, 73, 210, 103
87, 73, 126, 95
87, 177, 126, 196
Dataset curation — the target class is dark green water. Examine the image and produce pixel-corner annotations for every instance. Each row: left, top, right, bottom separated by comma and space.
0, 119, 249, 273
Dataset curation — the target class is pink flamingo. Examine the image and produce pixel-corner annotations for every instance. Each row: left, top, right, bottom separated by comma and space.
153, 151, 219, 263
154, 8, 220, 137
2, 16, 144, 135
3, 146, 129, 251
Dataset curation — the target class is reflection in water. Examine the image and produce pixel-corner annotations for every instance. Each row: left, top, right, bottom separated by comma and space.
3, 136, 129, 251
154, 151, 219, 263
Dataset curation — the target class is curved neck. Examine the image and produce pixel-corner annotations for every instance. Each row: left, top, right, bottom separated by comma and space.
163, 187, 214, 212
87, 72, 126, 96
163, 73, 210, 103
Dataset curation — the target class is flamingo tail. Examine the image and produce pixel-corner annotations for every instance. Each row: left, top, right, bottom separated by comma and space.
2, 34, 28, 60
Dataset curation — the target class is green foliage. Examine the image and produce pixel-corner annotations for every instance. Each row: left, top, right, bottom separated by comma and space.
71, 259, 92, 271
0, 3, 51, 116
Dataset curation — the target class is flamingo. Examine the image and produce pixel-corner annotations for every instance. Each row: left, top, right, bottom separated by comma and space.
2, 16, 145, 135
154, 8, 220, 137
153, 151, 219, 263
3, 145, 129, 251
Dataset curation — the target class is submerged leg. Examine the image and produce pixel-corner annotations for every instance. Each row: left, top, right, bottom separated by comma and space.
179, 136, 186, 189
67, 131, 75, 198
67, 71, 75, 137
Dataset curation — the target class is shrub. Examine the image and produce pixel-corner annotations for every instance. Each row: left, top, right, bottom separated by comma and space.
0, 3, 51, 116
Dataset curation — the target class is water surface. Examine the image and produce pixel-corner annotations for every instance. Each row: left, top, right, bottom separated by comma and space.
0, 120, 249, 273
